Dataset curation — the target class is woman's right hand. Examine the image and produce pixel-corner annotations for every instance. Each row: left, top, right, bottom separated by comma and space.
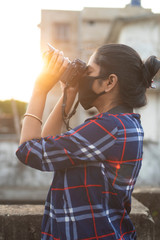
60, 80, 79, 113
34, 49, 70, 95
60, 81, 78, 96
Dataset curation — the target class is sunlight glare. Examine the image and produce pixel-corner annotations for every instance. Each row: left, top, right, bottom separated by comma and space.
0, 0, 159, 102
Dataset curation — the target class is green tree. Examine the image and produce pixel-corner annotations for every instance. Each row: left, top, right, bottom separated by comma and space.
0, 99, 27, 117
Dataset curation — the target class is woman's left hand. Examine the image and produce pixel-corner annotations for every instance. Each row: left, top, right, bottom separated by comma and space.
34, 49, 70, 95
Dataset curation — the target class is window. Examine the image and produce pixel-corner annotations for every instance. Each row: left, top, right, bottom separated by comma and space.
55, 23, 70, 41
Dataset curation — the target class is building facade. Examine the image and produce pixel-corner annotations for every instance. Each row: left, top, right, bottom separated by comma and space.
40, 6, 152, 61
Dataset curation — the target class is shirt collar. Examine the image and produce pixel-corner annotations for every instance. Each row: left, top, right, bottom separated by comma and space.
108, 105, 133, 114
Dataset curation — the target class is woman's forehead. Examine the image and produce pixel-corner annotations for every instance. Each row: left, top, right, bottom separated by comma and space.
87, 52, 100, 75
88, 52, 96, 65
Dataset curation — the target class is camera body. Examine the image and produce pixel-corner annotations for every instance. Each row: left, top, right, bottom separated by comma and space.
60, 59, 87, 87
47, 44, 87, 86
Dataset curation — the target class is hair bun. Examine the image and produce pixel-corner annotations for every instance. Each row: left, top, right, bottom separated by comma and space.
142, 56, 160, 88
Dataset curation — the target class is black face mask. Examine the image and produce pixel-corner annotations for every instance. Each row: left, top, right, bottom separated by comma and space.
78, 75, 106, 110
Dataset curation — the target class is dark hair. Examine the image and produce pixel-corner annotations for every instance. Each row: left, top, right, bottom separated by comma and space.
94, 44, 160, 108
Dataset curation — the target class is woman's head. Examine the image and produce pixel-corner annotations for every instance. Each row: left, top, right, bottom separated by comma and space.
93, 43, 160, 108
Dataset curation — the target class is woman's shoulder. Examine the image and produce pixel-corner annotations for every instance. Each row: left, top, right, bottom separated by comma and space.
85, 111, 142, 130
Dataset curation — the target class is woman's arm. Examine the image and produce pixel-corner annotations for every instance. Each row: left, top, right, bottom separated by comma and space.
41, 85, 78, 137
19, 49, 70, 145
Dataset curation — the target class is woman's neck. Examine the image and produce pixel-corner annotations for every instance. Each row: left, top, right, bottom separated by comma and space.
97, 102, 119, 113
95, 94, 122, 113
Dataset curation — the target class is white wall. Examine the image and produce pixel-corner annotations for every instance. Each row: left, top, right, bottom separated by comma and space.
118, 20, 160, 143
135, 91, 160, 143
118, 20, 160, 59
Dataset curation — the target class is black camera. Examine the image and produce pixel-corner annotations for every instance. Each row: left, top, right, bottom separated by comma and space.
60, 59, 87, 86
47, 43, 87, 86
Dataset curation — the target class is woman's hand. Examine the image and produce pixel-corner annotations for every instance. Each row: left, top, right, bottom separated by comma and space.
60, 81, 79, 112
41, 81, 79, 138
19, 48, 70, 144
60, 81, 78, 97
34, 49, 70, 95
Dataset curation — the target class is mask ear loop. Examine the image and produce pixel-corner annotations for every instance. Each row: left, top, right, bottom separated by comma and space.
62, 85, 79, 131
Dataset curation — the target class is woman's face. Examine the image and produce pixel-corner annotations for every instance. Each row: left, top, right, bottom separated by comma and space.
78, 52, 106, 110
87, 53, 106, 94
78, 52, 119, 110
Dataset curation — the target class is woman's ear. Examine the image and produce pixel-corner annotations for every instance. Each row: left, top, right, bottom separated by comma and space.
104, 74, 118, 92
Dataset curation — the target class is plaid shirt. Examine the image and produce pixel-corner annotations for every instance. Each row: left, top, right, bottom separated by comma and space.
16, 108, 144, 240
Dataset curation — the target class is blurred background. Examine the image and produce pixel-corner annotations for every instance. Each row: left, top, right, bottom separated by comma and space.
0, 0, 160, 203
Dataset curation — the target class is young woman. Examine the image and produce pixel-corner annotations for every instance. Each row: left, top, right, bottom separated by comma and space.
16, 44, 160, 240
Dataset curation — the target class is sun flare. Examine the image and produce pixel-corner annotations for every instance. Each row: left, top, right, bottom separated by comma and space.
0, 46, 43, 102
0, 0, 158, 102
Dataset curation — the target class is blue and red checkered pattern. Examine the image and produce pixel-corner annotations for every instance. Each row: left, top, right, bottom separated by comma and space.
16, 110, 144, 240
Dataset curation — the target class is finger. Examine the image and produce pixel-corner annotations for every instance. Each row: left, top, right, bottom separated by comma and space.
55, 51, 65, 69
59, 57, 70, 75
49, 51, 65, 71
42, 50, 53, 59
42, 50, 48, 59
48, 49, 60, 69
42, 51, 53, 67
47, 43, 56, 52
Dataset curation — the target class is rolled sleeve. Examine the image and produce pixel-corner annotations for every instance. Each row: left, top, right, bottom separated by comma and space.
16, 116, 118, 172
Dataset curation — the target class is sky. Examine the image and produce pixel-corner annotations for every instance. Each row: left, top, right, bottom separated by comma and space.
0, 0, 159, 102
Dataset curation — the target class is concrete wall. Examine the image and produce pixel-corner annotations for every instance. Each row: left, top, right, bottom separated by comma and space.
136, 91, 160, 143
40, 10, 81, 60
133, 188, 160, 240
118, 19, 160, 59
0, 140, 53, 189
0, 197, 155, 240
